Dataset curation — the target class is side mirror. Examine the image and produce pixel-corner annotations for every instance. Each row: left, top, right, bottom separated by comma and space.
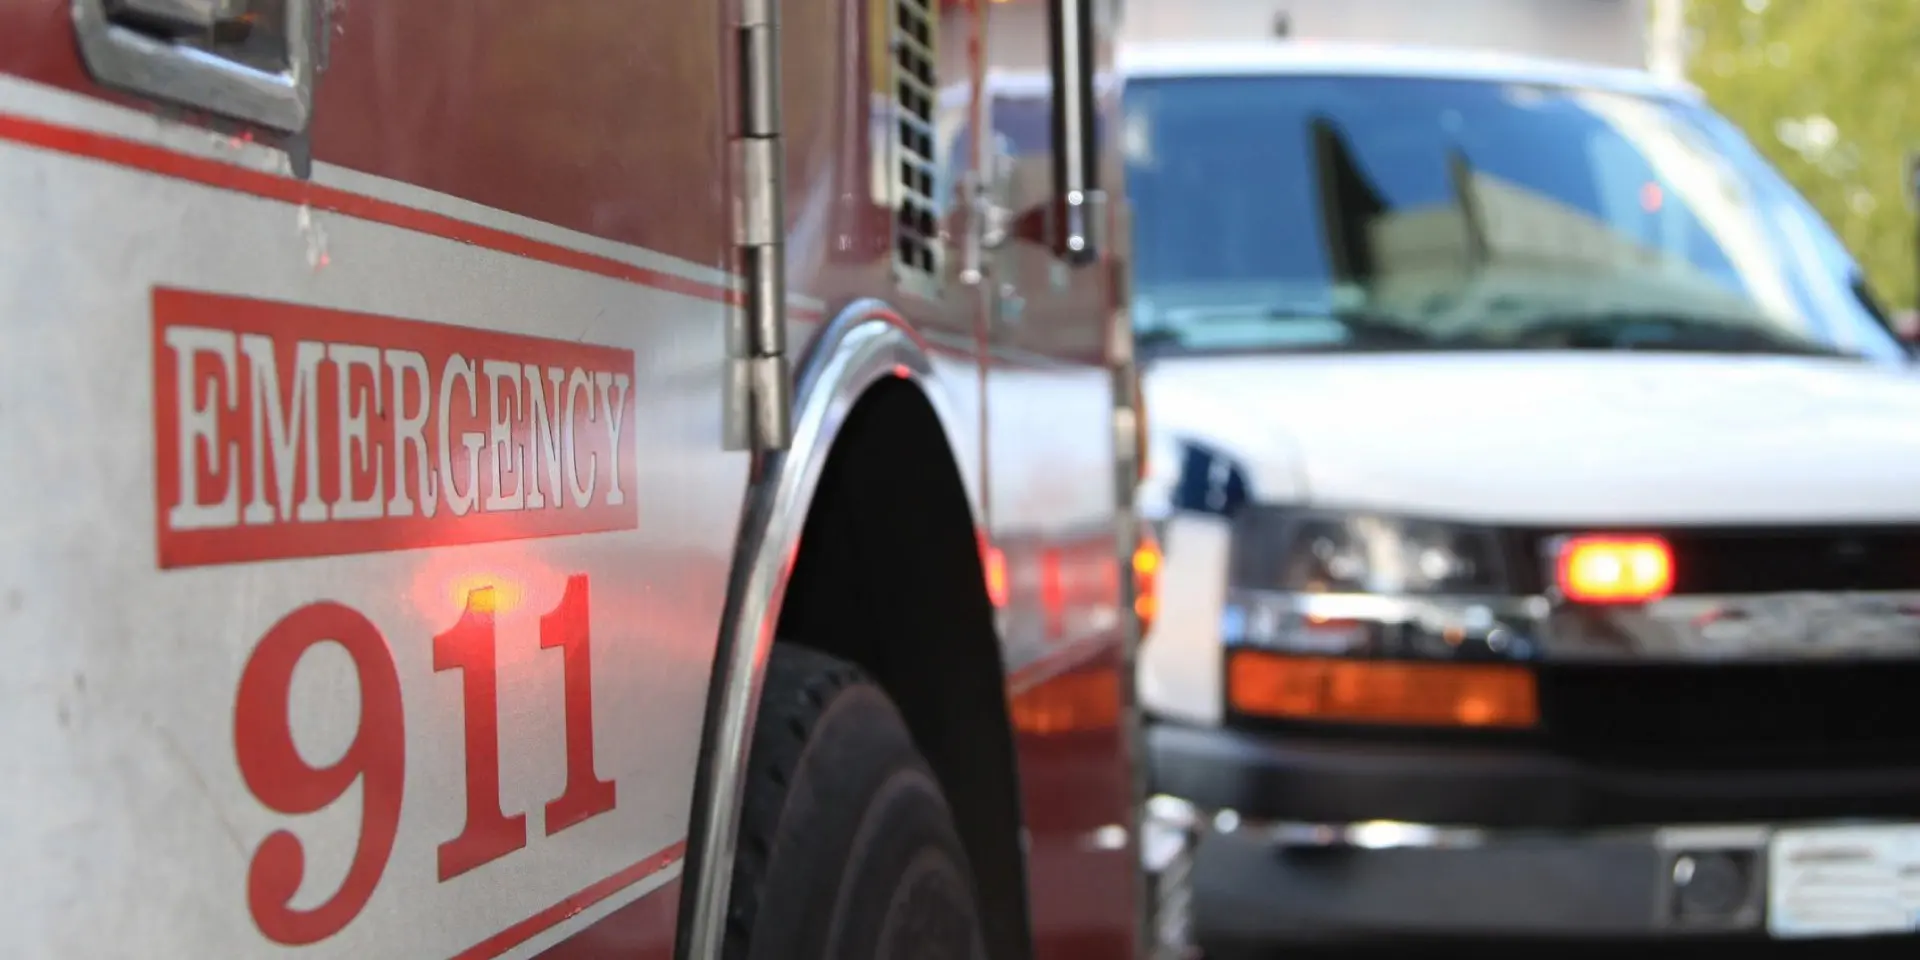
1906, 150, 1920, 213
1047, 0, 1103, 266
1896, 309, 1920, 348
1908, 151, 1919, 323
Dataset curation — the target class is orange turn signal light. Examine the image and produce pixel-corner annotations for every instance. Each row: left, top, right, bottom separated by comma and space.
1555, 535, 1673, 604
1133, 534, 1161, 634
1011, 668, 1121, 735
984, 545, 1009, 608
1227, 651, 1538, 729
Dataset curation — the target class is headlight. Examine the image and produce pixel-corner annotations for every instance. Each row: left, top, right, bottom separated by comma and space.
1218, 509, 1538, 730
1230, 509, 1508, 595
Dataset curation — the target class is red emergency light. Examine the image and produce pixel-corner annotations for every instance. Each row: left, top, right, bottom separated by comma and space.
1555, 535, 1674, 604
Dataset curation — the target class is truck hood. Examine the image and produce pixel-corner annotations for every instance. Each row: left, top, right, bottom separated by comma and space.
1141, 352, 1920, 525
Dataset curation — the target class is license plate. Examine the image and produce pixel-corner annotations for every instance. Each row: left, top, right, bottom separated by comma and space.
1768, 825, 1920, 938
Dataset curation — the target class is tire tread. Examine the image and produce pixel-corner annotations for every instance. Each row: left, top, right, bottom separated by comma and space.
723, 644, 875, 959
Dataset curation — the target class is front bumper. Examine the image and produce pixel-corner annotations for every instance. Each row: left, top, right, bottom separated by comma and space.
1145, 724, 1920, 947
1149, 723, 1920, 828
1159, 805, 1782, 945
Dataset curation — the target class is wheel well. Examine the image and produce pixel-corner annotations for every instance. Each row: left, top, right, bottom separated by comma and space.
776, 376, 1034, 960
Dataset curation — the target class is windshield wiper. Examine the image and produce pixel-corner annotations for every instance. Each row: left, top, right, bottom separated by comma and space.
1135, 326, 1185, 352
1498, 309, 1857, 359
1133, 304, 1438, 354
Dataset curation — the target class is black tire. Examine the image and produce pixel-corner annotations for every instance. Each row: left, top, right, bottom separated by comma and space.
723, 642, 989, 960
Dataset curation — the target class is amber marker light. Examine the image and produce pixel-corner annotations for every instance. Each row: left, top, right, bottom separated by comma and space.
1132, 533, 1161, 633
1227, 651, 1539, 729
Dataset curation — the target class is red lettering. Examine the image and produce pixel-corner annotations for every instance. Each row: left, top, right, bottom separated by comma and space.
237, 574, 622, 942
433, 587, 530, 880
152, 289, 640, 568
540, 575, 618, 835
234, 602, 405, 945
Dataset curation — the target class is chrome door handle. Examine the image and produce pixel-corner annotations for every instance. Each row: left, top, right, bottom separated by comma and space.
109, 0, 250, 25
959, 169, 987, 286
960, 184, 1016, 285
74, 0, 324, 134
961, 138, 1017, 286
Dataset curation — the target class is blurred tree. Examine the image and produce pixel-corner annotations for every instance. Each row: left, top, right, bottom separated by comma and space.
1685, 0, 1920, 310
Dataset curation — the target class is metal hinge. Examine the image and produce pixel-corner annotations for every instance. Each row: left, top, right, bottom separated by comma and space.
723, 0, 793, 452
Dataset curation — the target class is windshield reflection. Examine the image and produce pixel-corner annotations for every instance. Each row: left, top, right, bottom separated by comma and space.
1121, 74, 1904, 361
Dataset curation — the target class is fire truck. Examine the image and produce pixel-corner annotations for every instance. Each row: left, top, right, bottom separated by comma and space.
0, 0, 1146, 957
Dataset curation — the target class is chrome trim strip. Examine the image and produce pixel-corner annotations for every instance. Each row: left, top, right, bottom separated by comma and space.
1547, 590, 1920, 662
1225, 590, 1548, 661
682, 301, 966, 960
1147, 794, 1812, 854
1226, 589, 1920, 663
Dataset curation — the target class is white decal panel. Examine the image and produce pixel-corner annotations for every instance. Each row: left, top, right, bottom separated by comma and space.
0, 80, 743, 958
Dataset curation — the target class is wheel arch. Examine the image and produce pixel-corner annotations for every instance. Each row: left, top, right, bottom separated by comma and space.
677, 300, 1033, 960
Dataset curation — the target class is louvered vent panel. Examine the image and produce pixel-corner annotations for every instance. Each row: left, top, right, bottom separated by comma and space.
887, 0, 941, 289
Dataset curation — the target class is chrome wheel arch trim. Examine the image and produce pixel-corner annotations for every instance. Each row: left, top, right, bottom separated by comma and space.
679, 298, 981, 960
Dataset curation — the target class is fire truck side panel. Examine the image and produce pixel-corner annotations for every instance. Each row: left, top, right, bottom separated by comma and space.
972, 4, 1139, 957
0, 0, 1134, 956
0, 0, 735, 955
701, 0, 1137, 956
0, 72, 726, 958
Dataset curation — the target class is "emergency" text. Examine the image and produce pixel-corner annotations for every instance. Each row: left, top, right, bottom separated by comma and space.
153, 289, 640, 567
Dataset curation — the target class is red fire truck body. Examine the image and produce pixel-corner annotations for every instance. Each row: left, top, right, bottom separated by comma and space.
0, 0, 1141, 957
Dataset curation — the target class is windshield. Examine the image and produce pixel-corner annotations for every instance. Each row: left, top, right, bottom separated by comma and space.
1120, 74, 1906, 361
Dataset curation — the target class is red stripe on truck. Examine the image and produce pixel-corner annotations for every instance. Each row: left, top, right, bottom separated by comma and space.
460, 843, 686, 960
0, 110, 743, 305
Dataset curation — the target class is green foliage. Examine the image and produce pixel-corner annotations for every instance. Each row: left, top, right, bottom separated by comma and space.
1685, 0, 1920, 309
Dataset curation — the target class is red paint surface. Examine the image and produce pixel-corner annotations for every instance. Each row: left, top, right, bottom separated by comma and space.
0, 0, 730, 266
1011, 635, 1139, 960
309, 1, 734, 269
151, 289, 641, 567
0, 0, 120, 101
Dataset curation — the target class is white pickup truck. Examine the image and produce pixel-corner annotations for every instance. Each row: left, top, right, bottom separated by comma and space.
1125, 40, 1920, 955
